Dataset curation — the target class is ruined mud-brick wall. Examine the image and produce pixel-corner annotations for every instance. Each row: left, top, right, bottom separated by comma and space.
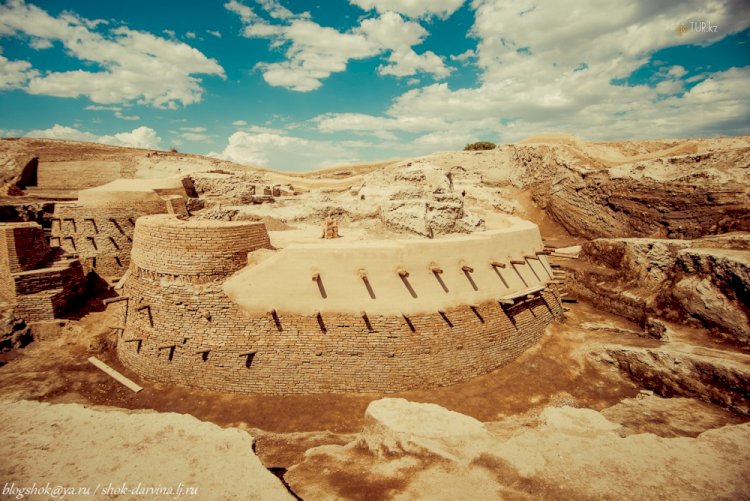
50, 200, 170, 278
1, 222, 50, 273
35, 161, 123, 190
116, 215, 563, 394
0, 222, 86, 321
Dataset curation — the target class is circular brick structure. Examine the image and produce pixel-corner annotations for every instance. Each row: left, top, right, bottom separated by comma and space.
116, 215, 562, 394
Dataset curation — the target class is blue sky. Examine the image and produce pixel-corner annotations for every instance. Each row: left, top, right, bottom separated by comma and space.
0, 0, 749, 170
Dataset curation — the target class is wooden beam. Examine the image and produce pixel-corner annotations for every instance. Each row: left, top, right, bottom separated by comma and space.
397, 267, 409, 278
490, 260, 506, 268
461, 265, 474, 273
88, 356, 143, 393
103, 296, 129, 304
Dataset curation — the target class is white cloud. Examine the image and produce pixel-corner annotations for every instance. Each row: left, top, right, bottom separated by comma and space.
179, 126, 211, 142
25, 124, 162, 149
0, 128, 24, 137
25, 124, 98, 142
226, 1, 451, 91
313, 0, 750, 143
100, 126, 162, 148
210, 131, 359, 169
350, 0, 465, 19
379, 49, 451, 78
232, 119, 248, 126
84, 104, 140, 121
185, 31, 196, 39
28, 37, 52, 49
0, 54, 36, 89
0, 0, 225, 108
207, 29, 222, 38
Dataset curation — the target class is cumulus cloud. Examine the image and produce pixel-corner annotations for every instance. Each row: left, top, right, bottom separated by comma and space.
25, 124, 98, 142
0, 54, 37, 89
210, 131, 359, 169
314, 0, 750, 142
25, 124, 162, 149
226, 1, 451, 91
0, 0, 225, 108
349, 0, 465, 19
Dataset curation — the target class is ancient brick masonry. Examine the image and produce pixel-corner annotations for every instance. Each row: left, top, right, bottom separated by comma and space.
0, 222, 85, 322
117, 215, 563, 394
50, 201, 167, 278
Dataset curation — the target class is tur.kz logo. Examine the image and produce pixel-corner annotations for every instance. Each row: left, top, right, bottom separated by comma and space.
677, 21, 719, 35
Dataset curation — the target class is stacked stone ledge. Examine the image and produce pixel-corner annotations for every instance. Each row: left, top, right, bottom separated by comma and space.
116, 214, 563, 394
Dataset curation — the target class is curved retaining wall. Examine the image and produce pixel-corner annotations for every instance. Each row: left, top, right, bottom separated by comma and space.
116, 215, 562, 394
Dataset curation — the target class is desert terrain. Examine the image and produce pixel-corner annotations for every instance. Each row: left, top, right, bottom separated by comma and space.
0, 134, 748, 500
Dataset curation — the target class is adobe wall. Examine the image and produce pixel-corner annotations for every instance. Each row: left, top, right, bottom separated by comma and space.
225, 222, 553, 316
116, 215, 562, 394
36, 161, 123, 190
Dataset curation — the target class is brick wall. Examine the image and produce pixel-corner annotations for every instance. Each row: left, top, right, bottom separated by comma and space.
130, 215, 271, 277
0, 223, 50, 273
0, 228, 13, 303
116, 215, 562, 394
12, 259, 86, 322
0, 222, 87, 322
36, 161, 123, 189
51, 200, 170, 278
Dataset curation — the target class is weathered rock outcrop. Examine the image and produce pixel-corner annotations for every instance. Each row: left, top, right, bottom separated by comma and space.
286, 397, 750, 500
361, 163, 485, 237
0, 400, 293, 500
522, 146, 750, 239
602, 346, 750, 415
569, 234, 750, 346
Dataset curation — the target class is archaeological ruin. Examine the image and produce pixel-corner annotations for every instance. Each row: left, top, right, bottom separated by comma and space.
114, 214, 561, 393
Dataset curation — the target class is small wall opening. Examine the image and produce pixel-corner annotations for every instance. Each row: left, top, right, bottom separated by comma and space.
243, 352, 257, 368
316, 312, 327, 333
438, 310, 453, 327
470, 305, 484, 323
270, 309, 283, 332
403, 314, 416, 332
361, 311, 373, 332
